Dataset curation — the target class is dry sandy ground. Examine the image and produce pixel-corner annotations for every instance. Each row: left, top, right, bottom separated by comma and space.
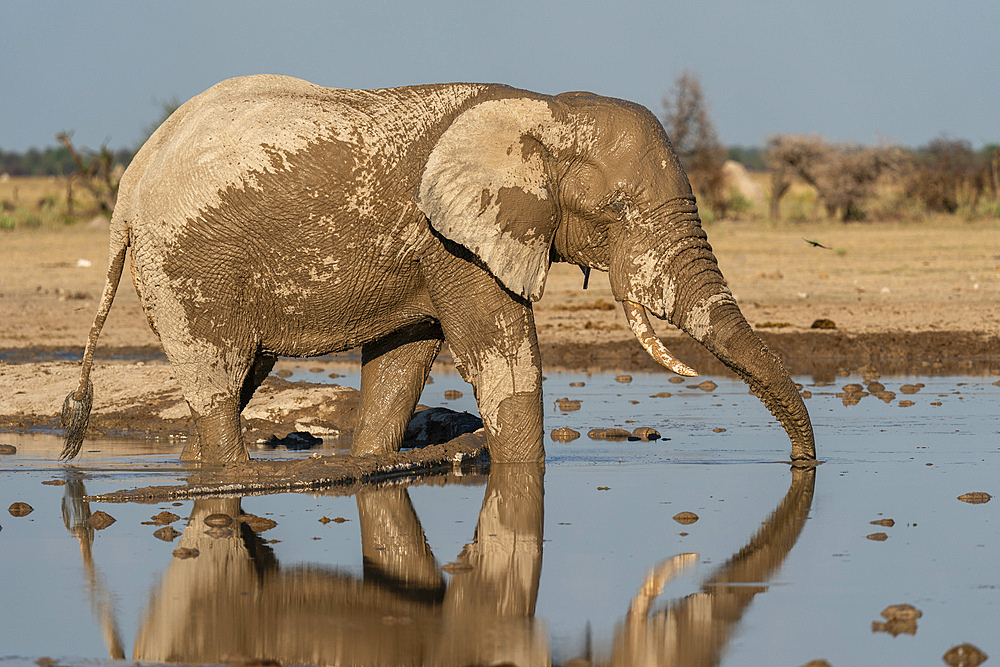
1, 220, 998, 437
2, 220, 999, 348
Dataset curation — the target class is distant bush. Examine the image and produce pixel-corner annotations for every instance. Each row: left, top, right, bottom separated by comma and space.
903, 138, 1000, 214
765, 135, 901, 222
0, 145, 132, 177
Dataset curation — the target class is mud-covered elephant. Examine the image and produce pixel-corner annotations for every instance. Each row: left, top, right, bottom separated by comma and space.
62, 74, 815, 464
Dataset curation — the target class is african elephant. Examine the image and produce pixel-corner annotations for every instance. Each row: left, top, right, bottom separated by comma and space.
62, 74, 815, 464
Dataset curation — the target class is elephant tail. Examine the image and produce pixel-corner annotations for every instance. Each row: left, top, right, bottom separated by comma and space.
61, 219, 130, 460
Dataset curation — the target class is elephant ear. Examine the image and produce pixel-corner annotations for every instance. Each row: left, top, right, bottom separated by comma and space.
417, 99, 560, 301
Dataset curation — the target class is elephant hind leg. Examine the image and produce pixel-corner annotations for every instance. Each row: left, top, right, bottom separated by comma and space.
169, 343, 258, 464
352, 320, 443, 457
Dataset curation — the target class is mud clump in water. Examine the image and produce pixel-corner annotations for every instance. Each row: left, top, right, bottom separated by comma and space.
41, 479, 66, 486
443, 389, 463, 400
204, 513, 233, 528
569, 381, 585, 387
242, 514, 278, 532
150, 511, 181, 525
874, 390, 896, 403
958, 492, 992, 504
871, 603, 921, 636
615, 374, 632, 383
943, 643, 988, 667
8, 502, 33, 517
867, 381, 885, 393
899, 383, 924, 394
172, 547, 199, 559
441, 561, 474, 574
837, 383, 868, 406
629, 427, 660, 441
551, 427, 581, 442
898, 400, 915, 408
0, 444, 16, 455
555, 398, 581, 411
668, 376, 685, 384
867, 532, 889, 541
673, 511, 699, 525
713, 427, 727, 433
697, 380, 718, 392
153, 526, 181, 542
588, 428, 632, 441
87, 511, 116, 530
870, 518, 895, 527
650, 391, 672, 398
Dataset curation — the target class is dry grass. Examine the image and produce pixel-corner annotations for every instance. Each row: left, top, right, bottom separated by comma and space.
0, 175, 106, 229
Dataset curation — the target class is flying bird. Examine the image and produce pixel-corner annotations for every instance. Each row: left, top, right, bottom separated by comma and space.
804, 238, 831, 249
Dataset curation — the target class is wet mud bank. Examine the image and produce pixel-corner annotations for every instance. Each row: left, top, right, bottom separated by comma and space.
84, 431, 489, 503
1, 330, 997, 439
542, 330, 1000, 378
6, 328, 1000, 374
0, 362, 482, 447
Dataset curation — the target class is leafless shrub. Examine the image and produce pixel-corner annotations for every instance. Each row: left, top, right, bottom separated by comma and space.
661, 71, 729, 217
56, 132, 121, 215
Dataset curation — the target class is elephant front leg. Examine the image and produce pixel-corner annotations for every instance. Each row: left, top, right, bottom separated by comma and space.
464, 338, 545, 464
424, 282, 545, 463
352, 321, 443, 457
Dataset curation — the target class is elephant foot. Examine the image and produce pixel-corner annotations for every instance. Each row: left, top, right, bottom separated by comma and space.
486, 392, 545, 464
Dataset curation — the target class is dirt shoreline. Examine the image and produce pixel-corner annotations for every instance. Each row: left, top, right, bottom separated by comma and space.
3, 327, 999, 375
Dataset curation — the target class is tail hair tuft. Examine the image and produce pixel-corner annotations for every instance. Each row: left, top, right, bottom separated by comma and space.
61, 381, 94, 460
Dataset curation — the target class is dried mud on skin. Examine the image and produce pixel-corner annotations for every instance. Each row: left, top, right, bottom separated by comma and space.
83, 431, 488, 503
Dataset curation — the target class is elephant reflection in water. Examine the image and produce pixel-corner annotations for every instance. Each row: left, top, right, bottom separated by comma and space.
607, 467, 817, 667
132, 464, 547, 666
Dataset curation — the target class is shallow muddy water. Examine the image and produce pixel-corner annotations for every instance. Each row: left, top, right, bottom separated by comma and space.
1, 369, 997, 666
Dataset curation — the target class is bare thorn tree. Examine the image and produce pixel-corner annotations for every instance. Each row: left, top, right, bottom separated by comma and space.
661, 71, 728, 217
56, 132, 121, 215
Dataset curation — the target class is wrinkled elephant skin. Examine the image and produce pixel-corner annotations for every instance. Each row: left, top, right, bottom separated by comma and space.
63, 75, 815, 464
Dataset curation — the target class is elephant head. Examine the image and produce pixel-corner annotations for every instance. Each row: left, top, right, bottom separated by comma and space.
417, 91, 815, 460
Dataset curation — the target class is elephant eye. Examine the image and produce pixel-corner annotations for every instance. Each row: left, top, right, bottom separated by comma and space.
602, 191, 630, 219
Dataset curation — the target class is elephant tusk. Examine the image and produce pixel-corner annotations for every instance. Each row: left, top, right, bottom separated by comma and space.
623, 301, 699, 377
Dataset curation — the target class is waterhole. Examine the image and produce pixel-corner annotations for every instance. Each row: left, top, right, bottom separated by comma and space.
1, 369, 997, 666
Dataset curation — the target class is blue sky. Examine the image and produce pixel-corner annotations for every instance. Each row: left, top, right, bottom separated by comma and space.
2, 0, 997, 153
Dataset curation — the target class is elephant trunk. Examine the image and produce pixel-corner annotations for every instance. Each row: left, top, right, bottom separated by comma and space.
681, 296, 815, 460
612, 210, 815, 460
